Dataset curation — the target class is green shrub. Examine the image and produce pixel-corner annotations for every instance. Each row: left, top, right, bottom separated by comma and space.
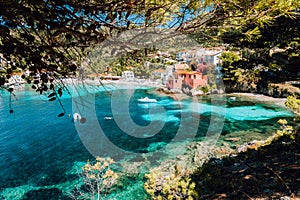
144, 164, 197, 200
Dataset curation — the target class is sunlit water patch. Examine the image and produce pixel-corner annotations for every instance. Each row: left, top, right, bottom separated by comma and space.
225, 105, 292, 121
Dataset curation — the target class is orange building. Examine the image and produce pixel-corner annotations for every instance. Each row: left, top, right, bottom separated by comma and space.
166, 70, 207, 90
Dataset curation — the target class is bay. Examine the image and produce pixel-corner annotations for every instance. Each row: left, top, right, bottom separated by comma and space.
0, 84, 295, 199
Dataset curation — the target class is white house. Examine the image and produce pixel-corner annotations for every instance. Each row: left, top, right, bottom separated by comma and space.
121, 71, 135, 81
194, 48, 224, 64
212, 51, 222, 66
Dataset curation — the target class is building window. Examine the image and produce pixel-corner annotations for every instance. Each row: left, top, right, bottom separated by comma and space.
194, 75, 196, 79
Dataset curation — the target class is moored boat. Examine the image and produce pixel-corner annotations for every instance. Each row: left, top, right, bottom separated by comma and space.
137, 97, 157, 103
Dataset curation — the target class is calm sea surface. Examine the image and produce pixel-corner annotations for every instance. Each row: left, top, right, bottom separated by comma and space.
0, 84, 295, 199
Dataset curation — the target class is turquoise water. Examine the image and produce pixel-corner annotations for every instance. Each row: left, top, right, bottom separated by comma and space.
0, 85, 295, 199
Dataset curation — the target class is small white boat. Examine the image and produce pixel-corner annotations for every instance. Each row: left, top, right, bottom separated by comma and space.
137, 97, 157, 103
229, 96, 237, 101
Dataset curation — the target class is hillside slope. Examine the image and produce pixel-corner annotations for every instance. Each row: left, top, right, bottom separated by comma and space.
194, 126, 300, 199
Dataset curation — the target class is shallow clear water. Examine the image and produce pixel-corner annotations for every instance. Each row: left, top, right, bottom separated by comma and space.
0, 85, 295, 199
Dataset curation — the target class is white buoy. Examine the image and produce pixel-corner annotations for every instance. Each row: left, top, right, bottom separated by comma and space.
73, 113, 81, 121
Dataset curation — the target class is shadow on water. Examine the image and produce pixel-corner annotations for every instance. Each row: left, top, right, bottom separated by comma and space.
21, 188, 71, 200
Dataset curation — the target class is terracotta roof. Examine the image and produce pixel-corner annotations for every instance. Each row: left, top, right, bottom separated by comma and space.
12, 72, 23, 75
176, 70, 200, 75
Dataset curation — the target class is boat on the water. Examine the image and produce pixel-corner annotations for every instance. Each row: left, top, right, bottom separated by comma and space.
137, 97, 157, 103
229, 96, 237, 101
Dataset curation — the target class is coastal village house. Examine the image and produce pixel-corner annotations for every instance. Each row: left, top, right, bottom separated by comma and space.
176, 48, 224, 67
121, 70, 135, 81
162, 63, 190, 85
166, 70, 207, 90
195, 49, 223, 66
174, 48, 224, 84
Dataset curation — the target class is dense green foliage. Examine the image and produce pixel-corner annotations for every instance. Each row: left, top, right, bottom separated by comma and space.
1, 0, 299, 94
0, 0, 209, 84
219, 51, 240, 82
190, 0, 300, 86
0, 0, 212, 113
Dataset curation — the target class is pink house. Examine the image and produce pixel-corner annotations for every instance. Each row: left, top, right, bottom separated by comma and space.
166, 70, 207, 90
166, 71, 184, 89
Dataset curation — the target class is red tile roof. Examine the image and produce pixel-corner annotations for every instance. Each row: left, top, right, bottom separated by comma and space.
176, 70, 201, 75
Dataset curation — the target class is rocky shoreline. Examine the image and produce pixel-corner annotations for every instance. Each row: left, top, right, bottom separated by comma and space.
195, 126, 300, 199
228, 92, 288, 107
144, 115, 299, 200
